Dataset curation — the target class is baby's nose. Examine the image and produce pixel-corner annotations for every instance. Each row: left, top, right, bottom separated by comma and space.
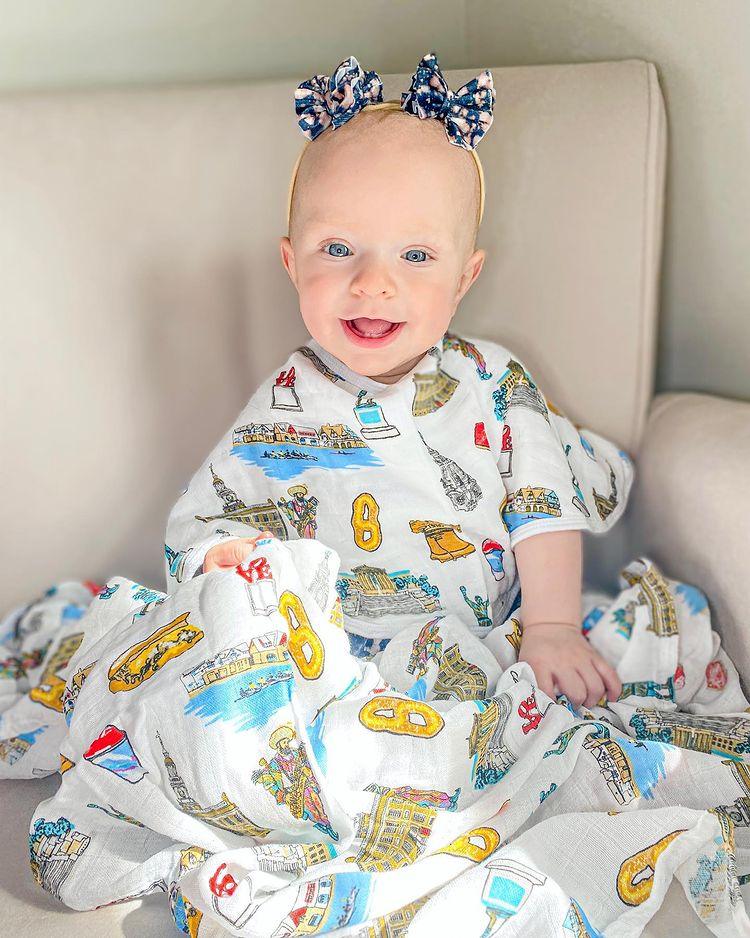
351, 260, 397, 297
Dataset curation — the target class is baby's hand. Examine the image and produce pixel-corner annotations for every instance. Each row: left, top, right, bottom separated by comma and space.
517, 622, 621, 709
203, 531, 275, 573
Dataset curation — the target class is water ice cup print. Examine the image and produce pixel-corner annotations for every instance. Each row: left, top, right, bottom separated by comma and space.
2, 49, 750, 938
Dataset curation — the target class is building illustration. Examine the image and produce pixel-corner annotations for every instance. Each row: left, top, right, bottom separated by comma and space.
29, 816, 91, 899
351, 783, 437, 872
362, 896, 431, 938
417, 430, 482, 511
469, 695, 516, 789
433, 644, 488, 700
592, 464, 618, 521
582, 734, 639, 805
0, 727, 45, 765
618, 679, 675, 702
337, 565, 441, 618
492, 359, 549, 424
407, 618, 488, 701
157, 732, 270, 837
716, 760, 750, 826
254, 842, 337, 875
193, 465, 289, 539
630, 709, 750, 759
412, 367, 460, 416
620, 563, 678, 638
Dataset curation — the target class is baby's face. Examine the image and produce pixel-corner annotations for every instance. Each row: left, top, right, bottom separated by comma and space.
280, 116, 486, 383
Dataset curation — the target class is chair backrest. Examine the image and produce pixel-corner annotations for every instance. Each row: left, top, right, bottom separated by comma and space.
0, 59, 666, 602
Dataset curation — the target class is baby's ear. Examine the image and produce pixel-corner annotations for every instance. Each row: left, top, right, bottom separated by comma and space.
456, 247, 486, 302
279, 236, 297, 286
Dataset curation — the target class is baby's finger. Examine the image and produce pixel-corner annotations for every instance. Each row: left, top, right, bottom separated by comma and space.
532, 667, 556, 703
221, 538, 260, 567
592, 655, 622, 702
580, 668, 605, 709
556, 670, 587, 708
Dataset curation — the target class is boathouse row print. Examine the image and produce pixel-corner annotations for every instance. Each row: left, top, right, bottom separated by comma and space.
180, 630, 294, 733
336, 564, 441, 618
499, 485, 563, 534
231, 419, 383, 482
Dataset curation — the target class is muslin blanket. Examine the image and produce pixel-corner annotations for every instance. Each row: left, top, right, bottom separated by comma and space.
2, 539, 750, 937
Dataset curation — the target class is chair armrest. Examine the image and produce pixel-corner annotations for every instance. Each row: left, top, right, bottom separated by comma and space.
629, 391, 750, 690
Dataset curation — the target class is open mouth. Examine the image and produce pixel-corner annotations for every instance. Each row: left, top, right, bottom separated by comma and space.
341, 317, 404, 346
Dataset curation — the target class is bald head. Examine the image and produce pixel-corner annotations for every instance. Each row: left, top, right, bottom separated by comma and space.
288, 105, 481, 259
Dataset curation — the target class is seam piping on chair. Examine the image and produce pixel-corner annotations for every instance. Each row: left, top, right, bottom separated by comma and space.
632, 62, 660, 454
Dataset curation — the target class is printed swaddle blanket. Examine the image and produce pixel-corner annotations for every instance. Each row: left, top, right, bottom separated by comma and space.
2, 539, 750, 937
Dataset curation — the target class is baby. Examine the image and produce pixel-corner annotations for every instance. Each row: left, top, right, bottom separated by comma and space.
165, 54, 629, 711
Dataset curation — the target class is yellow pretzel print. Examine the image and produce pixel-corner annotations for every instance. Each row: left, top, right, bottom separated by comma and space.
438, 827, 501, 863
278, 590, 324, 680
351, 492, 382, 551
616, 830, 685, 906
359, 695, 444, 738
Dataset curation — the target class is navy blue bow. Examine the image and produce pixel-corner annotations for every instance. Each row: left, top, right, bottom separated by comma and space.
401, 52, 495, 151
294, 54, 383, 142
294, 52, 495, 151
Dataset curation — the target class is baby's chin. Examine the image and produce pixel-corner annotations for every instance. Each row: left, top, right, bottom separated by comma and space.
334, 322, 429, 382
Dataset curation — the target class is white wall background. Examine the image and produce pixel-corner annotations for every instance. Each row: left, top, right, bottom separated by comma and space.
0, 0, 748, 401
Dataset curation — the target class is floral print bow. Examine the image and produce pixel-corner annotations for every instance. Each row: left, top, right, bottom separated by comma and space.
294, 52, 495, 151
401, 52, 495, 151
294, 55, 384, 142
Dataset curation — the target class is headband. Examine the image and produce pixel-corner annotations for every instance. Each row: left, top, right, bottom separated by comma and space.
286, 52, 495, 234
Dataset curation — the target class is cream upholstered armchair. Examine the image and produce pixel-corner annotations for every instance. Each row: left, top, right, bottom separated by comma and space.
1, 59, 745, 936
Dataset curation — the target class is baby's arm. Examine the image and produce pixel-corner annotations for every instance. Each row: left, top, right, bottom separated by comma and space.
514, 529, 621, 708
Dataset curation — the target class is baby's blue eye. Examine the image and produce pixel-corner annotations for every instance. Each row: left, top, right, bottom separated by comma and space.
404, 249, 428, 263
324, 242, 351, 257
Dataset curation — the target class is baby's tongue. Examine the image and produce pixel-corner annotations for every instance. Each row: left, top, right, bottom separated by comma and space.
350, 317, 394, 338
